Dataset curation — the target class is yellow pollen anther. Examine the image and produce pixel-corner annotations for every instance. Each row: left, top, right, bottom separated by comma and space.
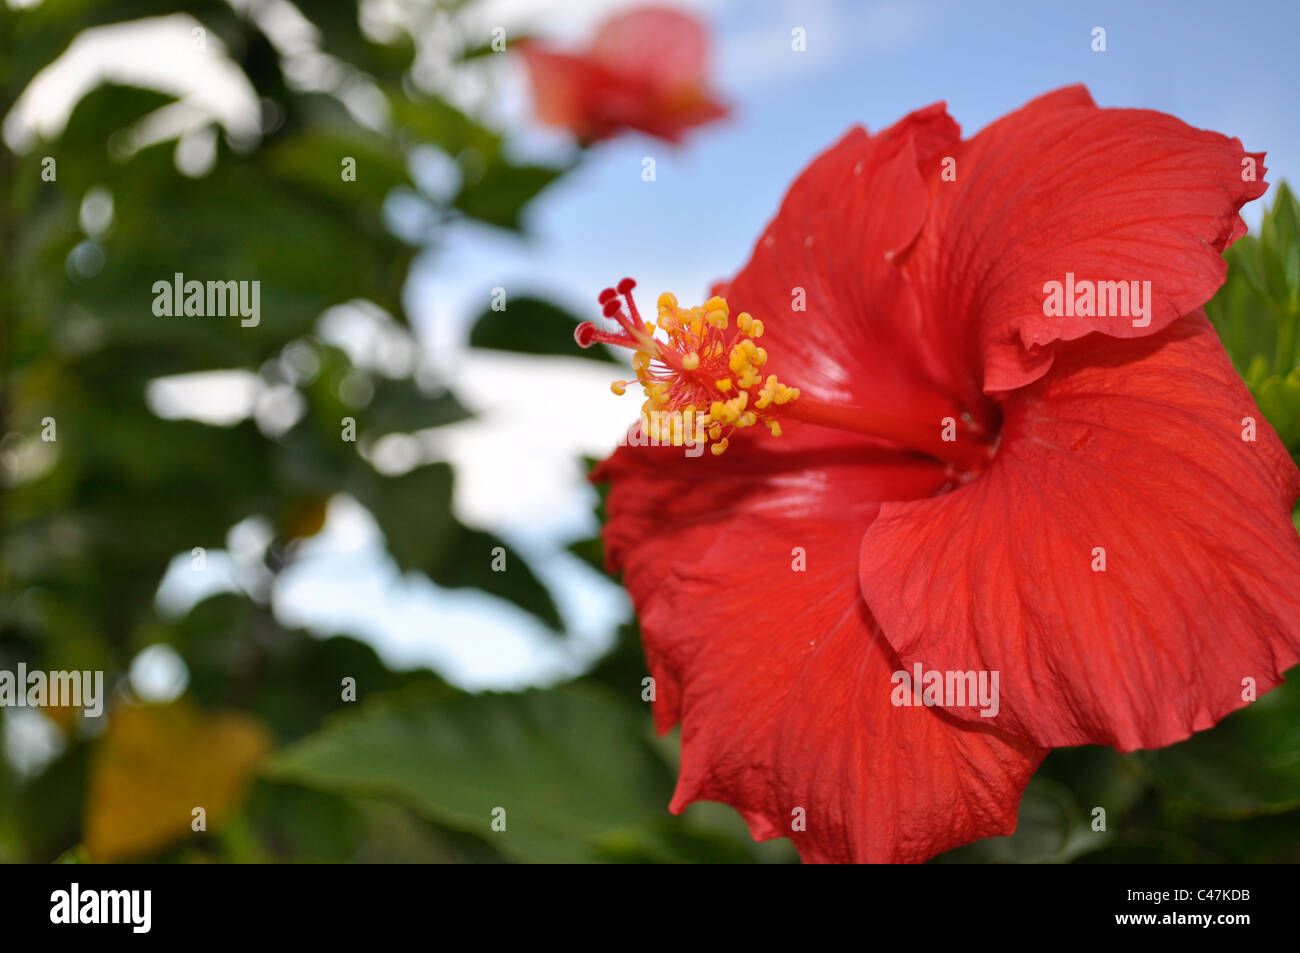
682, 352, 700, 370
715, 378, 732, 392
711, 437, 730, 456
610, 380, 627, 396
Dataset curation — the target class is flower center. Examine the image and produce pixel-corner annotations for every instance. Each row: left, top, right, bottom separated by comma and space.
575, 278, 798, 456
576, 277, 995, 473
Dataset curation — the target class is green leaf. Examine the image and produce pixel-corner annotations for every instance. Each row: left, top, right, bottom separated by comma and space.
1070, 832, 1224, 863
264, 125, 412, 207
364, 379, 473, 437
390, 93, 572, 231
388, 95, 504, 164
1207, 180, 1300, 458
165, 593, 457, 744
469, 295, 621, 363
1259, 181, 1300, 313
352, 462, 562, 631
430, 525, 564, 631
264, 684, 677, 862
287, 2, 415, 81
3, 2, 235, 104
455, 161, 566, 231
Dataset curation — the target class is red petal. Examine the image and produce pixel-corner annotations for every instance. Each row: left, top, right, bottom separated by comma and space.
860, 315, 1300, 750
518, 46, 610, 137
522, 8, 727, 144
594, 428, 1044, 862
589, 7, 711, 88
906, 85, 1267, 392
725, 106, 975, 425
636, 513, 1046, 863
598, 418, 948, 594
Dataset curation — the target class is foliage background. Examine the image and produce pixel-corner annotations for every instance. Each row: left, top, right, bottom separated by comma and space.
0, 0, 1297, 863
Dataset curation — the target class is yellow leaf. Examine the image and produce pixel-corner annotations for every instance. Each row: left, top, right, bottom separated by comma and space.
277, 495, 330, 541
84, 702, 271, 862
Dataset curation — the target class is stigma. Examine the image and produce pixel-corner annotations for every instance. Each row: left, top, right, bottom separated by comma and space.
575, 278, 799, 455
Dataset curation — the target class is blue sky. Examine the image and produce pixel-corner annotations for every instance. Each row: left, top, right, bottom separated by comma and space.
492, 0, 1298, 324
181, 0, 1299, 690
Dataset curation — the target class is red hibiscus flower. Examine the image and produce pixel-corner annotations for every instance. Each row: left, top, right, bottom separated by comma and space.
576, 86, 1300, 863
518, 6, 727, 144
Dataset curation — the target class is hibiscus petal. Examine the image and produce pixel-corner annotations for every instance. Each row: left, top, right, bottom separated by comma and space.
860, 314, 1300, 750
520, 9, 726, 144
724, 106, 976, 426
597, 409, 949, 712
589, 8, 711, 88
518, 47, 606, 135
595, 432, 1043, 862
906, 85, 1267, 392
637, 514, 1046, 863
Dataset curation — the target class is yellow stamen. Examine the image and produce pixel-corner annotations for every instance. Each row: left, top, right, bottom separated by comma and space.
600, 289, 798, 457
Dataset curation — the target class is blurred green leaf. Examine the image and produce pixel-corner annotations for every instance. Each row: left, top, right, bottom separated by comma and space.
1071, 832, 1223, 863
388, 95, 504, 165
265, 684, 676, 862
287, 1, 415, 81
1207, 180, 1300, 457
455, 162, 566, 231
353, 462, 563, 631
161, 592, 456, 743
16, 738, 91, 863
1259, 181, 1300, 312
470, 295, 622, 363
3, 2, 236, 103
364, 379, 473, 437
